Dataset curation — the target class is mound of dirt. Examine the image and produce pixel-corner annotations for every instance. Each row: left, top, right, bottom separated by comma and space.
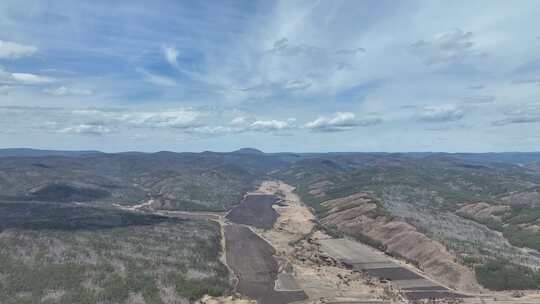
308, 180, 334, 198
457, 202, 510, 222
321, 192, 378, 220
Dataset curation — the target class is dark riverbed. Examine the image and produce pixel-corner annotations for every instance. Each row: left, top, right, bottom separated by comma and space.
224, 224, 307, 304
226, 194, 280, 229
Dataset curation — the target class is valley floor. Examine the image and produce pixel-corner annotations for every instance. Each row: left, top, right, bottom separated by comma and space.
229, 180, 540, 304
114, 180, 540, 304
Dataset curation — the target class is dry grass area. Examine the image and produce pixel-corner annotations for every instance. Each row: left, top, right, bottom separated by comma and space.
256, 181, 316, 253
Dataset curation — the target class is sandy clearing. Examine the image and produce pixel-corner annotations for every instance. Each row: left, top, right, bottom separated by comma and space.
319, 239, 388, 264
113, 199, 154, 211
201, 295, 256, 304
256, 181, 315, 252
275, 273, 303, 291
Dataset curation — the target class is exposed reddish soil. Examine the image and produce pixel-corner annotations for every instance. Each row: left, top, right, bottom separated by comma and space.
456, 202, 510, 222
321, 193, 482, 293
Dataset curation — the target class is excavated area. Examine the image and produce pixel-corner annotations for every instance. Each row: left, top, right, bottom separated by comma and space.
224, 224, 308, 304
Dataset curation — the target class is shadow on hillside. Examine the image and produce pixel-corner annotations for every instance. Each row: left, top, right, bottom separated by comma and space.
0, 202, 173, 232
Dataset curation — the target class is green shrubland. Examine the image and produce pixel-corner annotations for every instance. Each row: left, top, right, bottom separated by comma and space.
476, 259, 540, 290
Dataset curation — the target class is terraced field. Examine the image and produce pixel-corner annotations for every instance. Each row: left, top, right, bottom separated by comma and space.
319, 238, 469, 301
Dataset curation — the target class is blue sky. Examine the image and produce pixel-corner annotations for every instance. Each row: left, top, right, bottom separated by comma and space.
1, 0, 539, 152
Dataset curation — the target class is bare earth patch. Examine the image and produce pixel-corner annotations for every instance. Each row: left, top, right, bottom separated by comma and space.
255, 181, 393, 303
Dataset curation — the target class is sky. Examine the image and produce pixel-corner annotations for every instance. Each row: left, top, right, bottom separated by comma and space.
0, 0, 540, 153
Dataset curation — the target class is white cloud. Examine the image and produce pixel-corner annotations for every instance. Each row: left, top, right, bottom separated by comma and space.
0, 67, 53, 85
305, 112, 381, 132
492, 104, 540, 126
59, 124, 112, 136
229, 116, 247, 126
283, 80, 311, 91
248, 119, 293, 132
45, 86, 93, 96
466, 85, 485, 90
68, 108, 202, 129
335, 48, 366, 56
0, 40, 37, 59
163, 46, 179, 68
11, 73, 53, 84
185, 117, 297, 135
0, 106, 305, 138
410, 29, 486, 67
237, 79, 313, 100
461, 95, 495, 104
137, 68, 176, 87
129, 110, 200, 129
189, 125, 238, 136
418, 105, 464, 122
0, 106, 203, 134
268, 38, 321, 57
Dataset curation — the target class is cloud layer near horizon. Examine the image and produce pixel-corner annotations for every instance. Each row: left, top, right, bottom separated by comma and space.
0, 0, 539, 152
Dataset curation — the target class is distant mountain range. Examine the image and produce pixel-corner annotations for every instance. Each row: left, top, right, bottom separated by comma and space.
2, 148, 540, 164
0, 148, 102, 158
